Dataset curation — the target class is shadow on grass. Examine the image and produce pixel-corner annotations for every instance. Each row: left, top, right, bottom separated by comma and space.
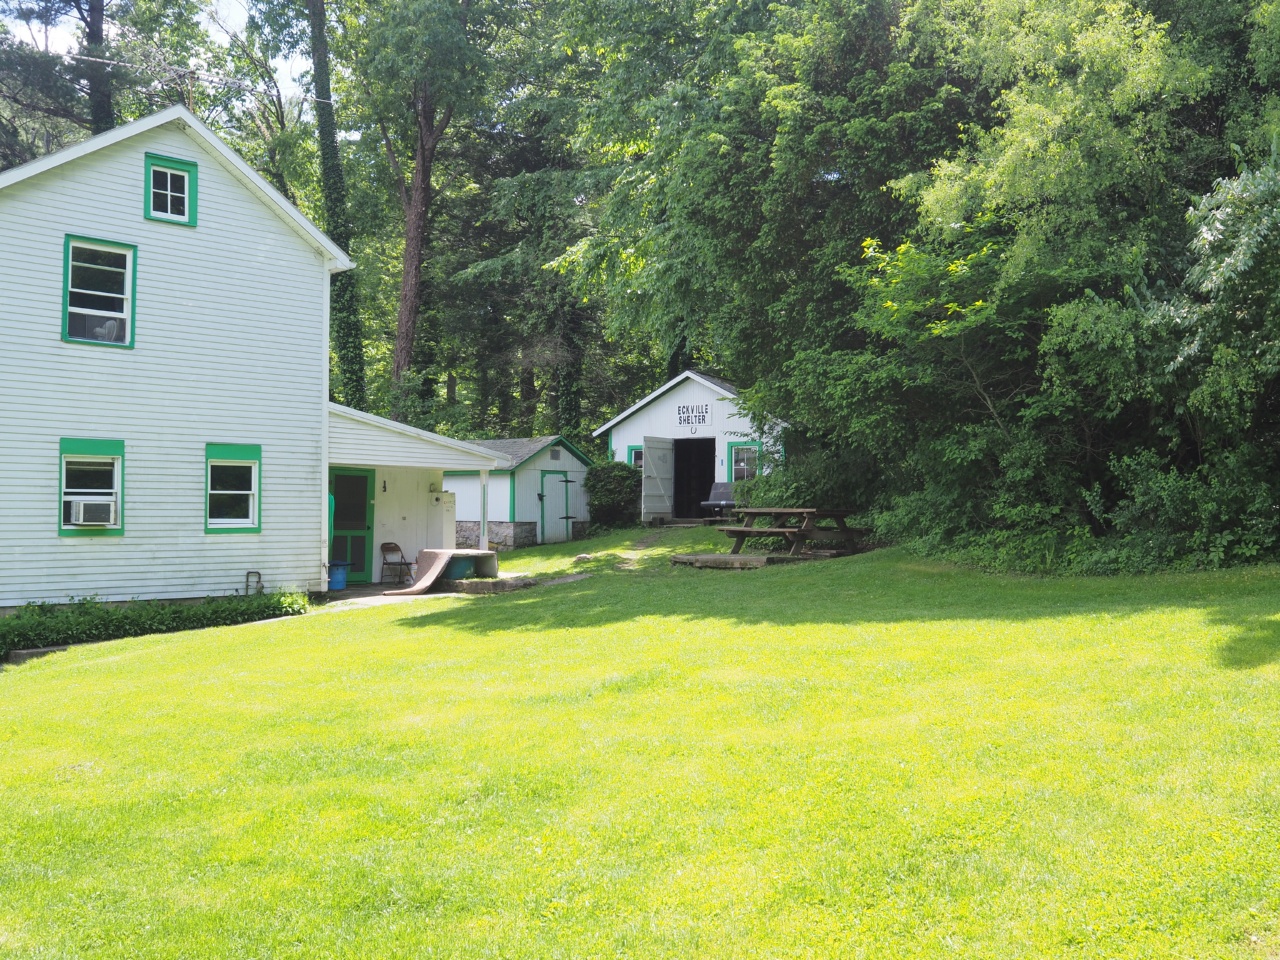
1215, 614, 1280, 669
393, 548, 1280, 670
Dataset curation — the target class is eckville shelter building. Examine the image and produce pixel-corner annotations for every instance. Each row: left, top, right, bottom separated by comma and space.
593, 370, 777, 522
443, 436, 593, 549
0, 105, 512, 608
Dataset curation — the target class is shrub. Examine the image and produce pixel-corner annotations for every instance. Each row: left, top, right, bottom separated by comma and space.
736, 447, 877, 512
584, 460, 642, 528
0, 591, 309, 656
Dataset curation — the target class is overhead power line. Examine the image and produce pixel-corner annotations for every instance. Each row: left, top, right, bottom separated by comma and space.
60, 50, 330, 104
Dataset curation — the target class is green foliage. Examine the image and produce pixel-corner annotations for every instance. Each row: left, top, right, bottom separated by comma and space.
736, 446, 876, 513
0, 591, 308, 655
9, 0, 1280, 572
582, 460, 641, 528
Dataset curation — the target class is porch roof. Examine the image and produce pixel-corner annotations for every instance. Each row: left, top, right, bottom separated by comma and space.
328, 404, 510, 471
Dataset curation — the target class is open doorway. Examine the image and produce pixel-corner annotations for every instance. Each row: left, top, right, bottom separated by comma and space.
673, 438, 716, 517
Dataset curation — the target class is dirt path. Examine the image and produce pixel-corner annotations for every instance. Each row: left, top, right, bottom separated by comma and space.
615, 529, 667, 569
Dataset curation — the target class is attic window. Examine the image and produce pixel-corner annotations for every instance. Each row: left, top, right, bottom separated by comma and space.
550, 447, 561, 461
144, 153, 198, 226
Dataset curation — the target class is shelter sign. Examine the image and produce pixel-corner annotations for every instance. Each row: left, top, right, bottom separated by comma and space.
675, 401, 713, 434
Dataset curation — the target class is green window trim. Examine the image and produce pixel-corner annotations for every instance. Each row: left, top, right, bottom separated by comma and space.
59, 437, 125, 537
62, 235, 137, 349
726, 441, 764, 482
205, 443, 262, 534
626, 445, 643, 467
144, 153, 199, 227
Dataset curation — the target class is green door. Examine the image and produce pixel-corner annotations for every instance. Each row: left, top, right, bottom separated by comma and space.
329, 468, 375, 584
540, 470, 570, 543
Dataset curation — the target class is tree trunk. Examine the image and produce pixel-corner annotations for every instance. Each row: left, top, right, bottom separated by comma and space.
391, 92, 451, 386
306, 0, 365, 409
83, 0, 112, 133
518, 352, 537, 434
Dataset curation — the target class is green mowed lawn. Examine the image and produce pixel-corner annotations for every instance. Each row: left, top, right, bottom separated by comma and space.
5, 527, 1280, 958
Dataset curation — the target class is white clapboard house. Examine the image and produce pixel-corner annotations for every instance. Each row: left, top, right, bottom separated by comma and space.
593, 370, 776, 522
0, 106, 507, 608
443, 436, 592, 548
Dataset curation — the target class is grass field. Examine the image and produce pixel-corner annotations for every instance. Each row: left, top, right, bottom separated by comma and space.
5, 526, 1280, 958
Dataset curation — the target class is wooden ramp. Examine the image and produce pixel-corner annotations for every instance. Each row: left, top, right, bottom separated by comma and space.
670, 553, 811, 570
383, 549, 452, 595
382, 549, 500, 596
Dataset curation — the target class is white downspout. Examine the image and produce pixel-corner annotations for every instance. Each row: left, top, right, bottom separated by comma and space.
479, 469, 489, 550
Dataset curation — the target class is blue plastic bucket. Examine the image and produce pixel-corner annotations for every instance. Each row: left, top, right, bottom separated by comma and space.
443, 556, 476, 580
328, 561, 351, 590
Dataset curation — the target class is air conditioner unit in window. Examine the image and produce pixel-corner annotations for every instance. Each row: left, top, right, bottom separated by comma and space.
71, 500, 115, 525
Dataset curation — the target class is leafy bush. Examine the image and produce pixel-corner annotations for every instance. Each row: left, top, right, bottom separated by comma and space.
0, 591, 309, 656
735, 447, 877, 512
584, 460, 642, 528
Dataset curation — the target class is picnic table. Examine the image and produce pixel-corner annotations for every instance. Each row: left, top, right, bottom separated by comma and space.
720, 507, 869, 556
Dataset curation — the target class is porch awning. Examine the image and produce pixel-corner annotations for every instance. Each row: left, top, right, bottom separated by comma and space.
328, 404, 510, 470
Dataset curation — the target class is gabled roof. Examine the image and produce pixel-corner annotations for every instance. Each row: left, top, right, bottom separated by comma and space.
470, 435, 594, 468
329, 403, 511, 467
592, 370, 741, 437
0, 105, 353, 273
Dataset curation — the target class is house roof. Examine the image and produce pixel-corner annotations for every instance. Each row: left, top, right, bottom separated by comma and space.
592, 370, 741, 437
329, 403, 511, 468
470, 435, 594, 468
0, 105, 353, 273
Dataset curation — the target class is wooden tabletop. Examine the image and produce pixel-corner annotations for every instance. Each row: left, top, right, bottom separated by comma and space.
732, 507, 818, 515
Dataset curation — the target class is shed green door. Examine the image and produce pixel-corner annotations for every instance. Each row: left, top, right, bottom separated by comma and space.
540, 470, 570, 543
329, 468, 375, 584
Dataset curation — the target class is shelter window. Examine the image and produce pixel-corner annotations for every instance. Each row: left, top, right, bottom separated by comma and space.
729, 442, 762, 482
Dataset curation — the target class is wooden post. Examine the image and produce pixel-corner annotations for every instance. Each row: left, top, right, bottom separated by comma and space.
479, 469, 489, 550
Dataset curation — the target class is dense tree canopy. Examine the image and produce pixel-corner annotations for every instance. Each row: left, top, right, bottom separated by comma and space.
8, 0, 1280, 570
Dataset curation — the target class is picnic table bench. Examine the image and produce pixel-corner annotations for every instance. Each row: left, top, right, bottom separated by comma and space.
720, 507, 870, 556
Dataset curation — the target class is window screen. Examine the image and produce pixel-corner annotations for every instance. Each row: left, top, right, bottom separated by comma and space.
66, 242, 130, 343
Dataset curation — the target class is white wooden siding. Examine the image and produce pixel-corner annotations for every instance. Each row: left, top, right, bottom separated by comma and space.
443, 472, 511, 522
370, 466, 451, 580
607, 378, 765, 481
0, 125, 329, 605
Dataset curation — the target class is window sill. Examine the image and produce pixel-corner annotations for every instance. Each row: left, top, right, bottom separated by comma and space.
62, 334, 134, 350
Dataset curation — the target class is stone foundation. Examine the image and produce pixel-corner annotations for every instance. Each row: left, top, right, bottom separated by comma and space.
572, 520, 590, 540
455, 521, 539, 551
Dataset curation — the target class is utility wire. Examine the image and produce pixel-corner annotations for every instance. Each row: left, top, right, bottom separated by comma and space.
61, 50, 330, 104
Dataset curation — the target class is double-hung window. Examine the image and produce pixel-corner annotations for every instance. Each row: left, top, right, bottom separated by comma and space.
206, 444, 261, 533
144, 154, 198, 226
728, 441, 762, 482
60, 438, 124, 536
63, 237, 135, 347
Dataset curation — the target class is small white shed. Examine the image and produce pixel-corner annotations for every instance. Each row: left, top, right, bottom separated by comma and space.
443, 436, 592, 548
593, 370, 776, 522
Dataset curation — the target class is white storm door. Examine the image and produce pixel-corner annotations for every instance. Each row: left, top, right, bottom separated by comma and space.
641, 436, 674, 522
